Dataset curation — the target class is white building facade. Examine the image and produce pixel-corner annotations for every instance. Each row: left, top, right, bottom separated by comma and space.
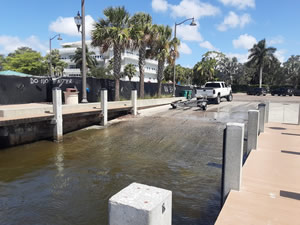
58, 40, 158, 83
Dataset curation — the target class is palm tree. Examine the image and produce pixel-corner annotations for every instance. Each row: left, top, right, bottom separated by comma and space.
247, 39, 276, 88
124, 63, 136, 81
54, 61, 68, 77
129, 12, 152, 98
148, 25, 175, 97
71, 45, 97, 71
91, 6, 130, 101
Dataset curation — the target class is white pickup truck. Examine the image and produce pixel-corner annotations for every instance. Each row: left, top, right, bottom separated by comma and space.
195, 81, 233, 104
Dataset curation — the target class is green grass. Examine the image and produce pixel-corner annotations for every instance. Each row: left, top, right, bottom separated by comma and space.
139, 94, 173, 100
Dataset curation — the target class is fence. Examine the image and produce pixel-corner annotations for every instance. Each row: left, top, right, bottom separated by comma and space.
0, 76, 193, 104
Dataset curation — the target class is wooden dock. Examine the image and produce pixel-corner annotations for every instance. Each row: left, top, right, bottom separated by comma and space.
215, 122, 300, 225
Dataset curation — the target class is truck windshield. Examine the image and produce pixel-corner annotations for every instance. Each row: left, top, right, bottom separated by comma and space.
205, 83, 221, 88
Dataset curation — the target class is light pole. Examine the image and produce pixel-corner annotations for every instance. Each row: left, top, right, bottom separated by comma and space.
173, 17, 196, 97
74, 0, 88, 103
49, 34, 62, 77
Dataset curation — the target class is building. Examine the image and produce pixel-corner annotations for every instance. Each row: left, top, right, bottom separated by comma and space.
58, 40, 158, 83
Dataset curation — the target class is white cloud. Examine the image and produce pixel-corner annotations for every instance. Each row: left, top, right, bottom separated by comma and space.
0, 35, 48, 55
176, 24, 203, 42
226, 52, 249, 63
274, 49, 286, 63
233, 34, 257, 49
218, 0, 255, 10
268, 36, 284, 45
179, 42, 192, 54
152, 0, 168, 12
199, 41, 218, 51
170, 0, 220, 20
218, 11, 251, 31
49, 15, 95, 37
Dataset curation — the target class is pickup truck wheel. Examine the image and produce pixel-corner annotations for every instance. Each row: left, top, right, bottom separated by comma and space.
215, 95, 221, 104
226, 93, 233, 102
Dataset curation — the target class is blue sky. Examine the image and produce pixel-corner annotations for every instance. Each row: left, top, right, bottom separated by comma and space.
1, 0, 300, 67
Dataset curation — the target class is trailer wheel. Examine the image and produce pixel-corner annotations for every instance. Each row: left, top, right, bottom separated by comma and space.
226, 93, 233, 102
215, 95, 221, 104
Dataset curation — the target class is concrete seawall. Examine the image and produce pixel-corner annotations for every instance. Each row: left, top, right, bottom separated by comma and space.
0, 109, 129, 149
0, 97, 185, 149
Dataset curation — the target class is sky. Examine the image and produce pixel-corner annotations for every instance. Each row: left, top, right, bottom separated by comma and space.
1, 0, 300, 68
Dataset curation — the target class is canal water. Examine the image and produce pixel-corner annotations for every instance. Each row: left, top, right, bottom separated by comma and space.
0, 102, 257, 225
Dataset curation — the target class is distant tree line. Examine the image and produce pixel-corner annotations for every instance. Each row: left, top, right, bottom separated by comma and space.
0, 47, 67, 76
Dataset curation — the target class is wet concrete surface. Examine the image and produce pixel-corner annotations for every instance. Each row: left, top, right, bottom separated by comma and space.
0, 101, 259, 225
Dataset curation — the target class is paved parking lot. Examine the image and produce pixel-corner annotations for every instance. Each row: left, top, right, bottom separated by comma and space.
233, 93, 300, 103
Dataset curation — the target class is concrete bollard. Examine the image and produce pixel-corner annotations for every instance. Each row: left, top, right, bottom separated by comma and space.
109, 182, 172, 225
298, 103, 300, 125
131, 90, 137, 116
52, 88, 63, 142
101, 89, 108, 126
222, 123, 244, 205
258, 103, 266, 134
247, 110, 259, 155
264, 101, 270, 123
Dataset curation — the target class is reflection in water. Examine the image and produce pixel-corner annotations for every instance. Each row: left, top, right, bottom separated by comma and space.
0, 102, 257, 225
55, 144, 64, 176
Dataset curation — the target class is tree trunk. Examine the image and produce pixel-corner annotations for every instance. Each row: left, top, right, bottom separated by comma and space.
158, 80, 162, 97
259, 64, 263, 88
157, 58, 165, 97
115, 78, 120, 101
113, 44, 122, 101
139, 43, 146, 99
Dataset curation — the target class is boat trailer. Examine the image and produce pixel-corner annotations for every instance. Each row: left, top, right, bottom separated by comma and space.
171, 96, 208, 111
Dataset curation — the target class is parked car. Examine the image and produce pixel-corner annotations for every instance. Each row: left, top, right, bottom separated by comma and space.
247, 87, 267, 96
293, 89, 300, 96
271, 87, 294, 96
195, 81, 232, 104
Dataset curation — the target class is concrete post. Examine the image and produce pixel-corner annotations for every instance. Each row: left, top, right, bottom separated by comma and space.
247, 110, 259, 155
109, 182, 172, 225
264, 101, 270, 123
131, 90, 137, 116
52, 88, 63, 142
222, 123, 244, 205
258, 103, 266, 134
298, 103, 300, 125
101, 89, 108, 126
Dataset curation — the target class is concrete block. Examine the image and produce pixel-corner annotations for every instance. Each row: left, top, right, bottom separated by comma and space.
222, 123, 244, 205
101, 89, 108, 126
247, 110, 259, 155
52, 88, 63, 142
258, 103, 266, 133
264, 101, 270, 123
109, 182, 172, 225
298, 104, 300, 125
131, 90, 137, 116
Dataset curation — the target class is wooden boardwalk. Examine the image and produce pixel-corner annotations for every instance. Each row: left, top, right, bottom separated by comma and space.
215, 122, 300, 225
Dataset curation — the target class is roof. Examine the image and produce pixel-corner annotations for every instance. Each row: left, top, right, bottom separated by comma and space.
0, 70, 33, 77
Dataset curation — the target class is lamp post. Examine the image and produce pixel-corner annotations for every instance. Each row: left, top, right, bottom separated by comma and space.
49, 34, 62, 77
74, 0, 88, 103
173, 17, 196, 97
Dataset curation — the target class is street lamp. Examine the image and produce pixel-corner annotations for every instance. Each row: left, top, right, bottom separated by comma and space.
49, 34, 62, 77
173, 17, 196, 97
74, 0, 88, 103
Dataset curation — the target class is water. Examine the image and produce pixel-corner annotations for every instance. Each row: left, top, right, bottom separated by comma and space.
0, 102, 257, 225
